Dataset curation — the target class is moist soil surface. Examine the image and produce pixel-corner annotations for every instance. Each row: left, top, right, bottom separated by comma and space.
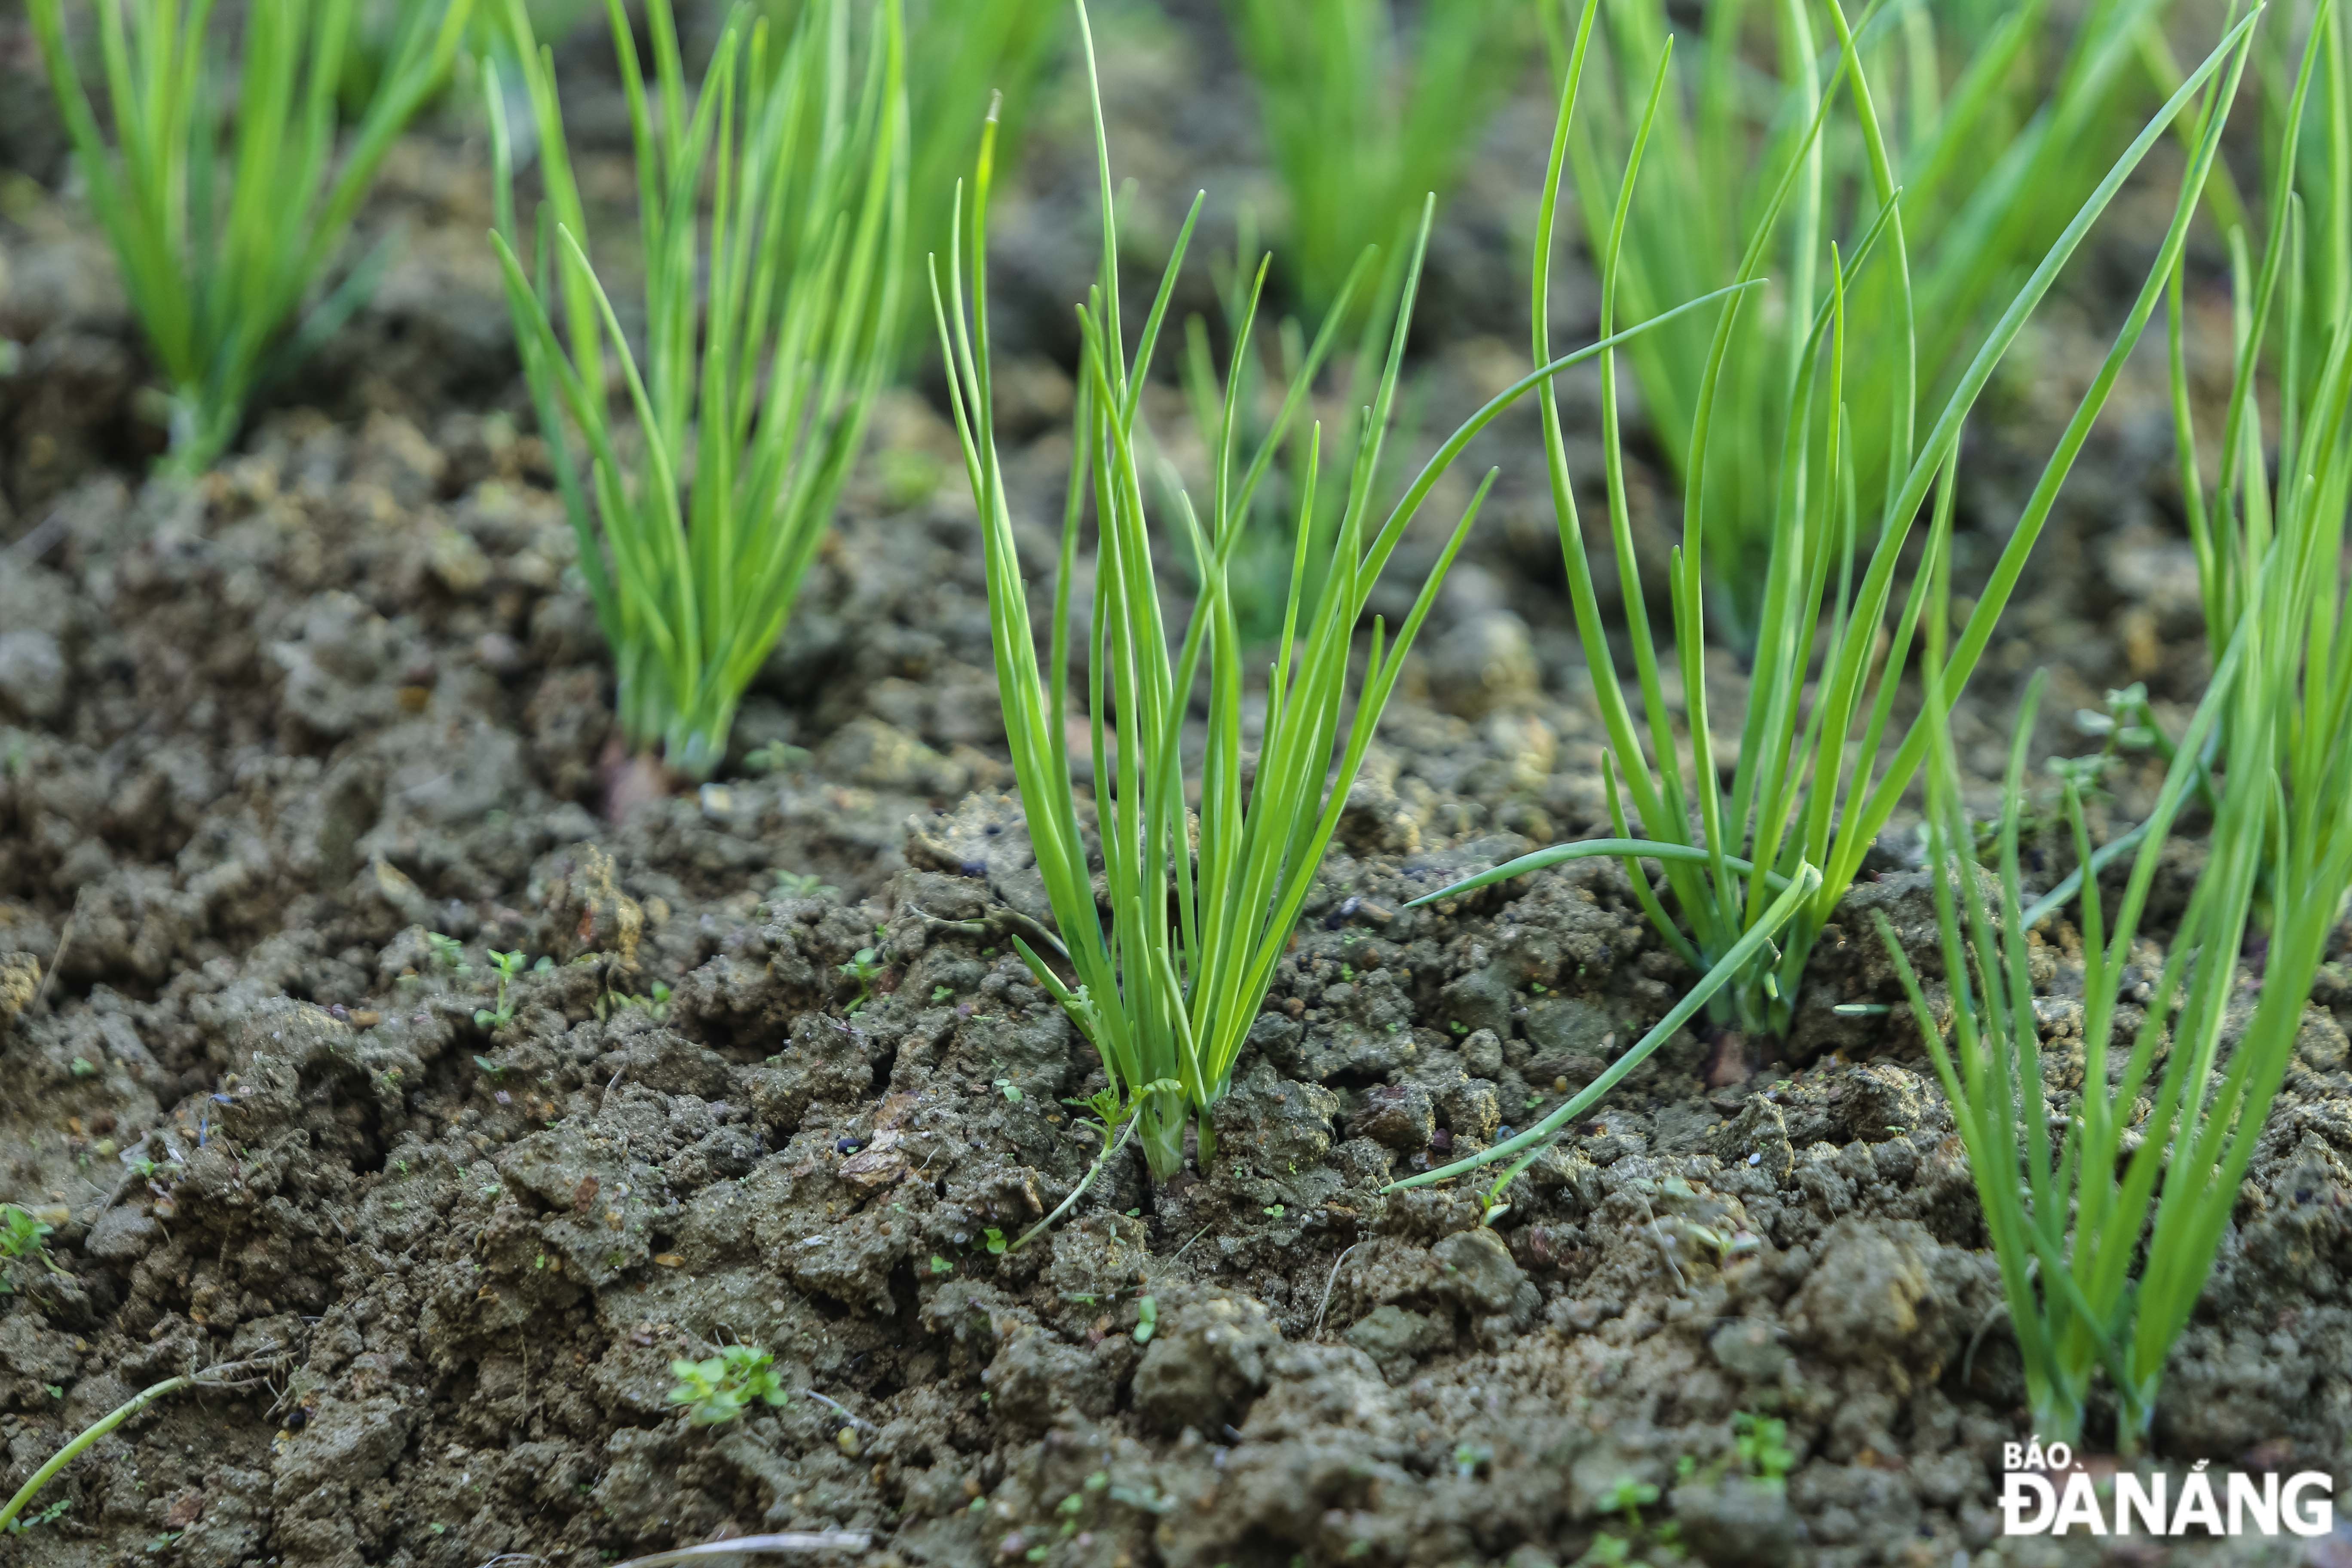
3, 6, 2351, 1568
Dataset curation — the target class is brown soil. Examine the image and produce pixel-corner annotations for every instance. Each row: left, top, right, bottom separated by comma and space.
2, 7, 2349, 1568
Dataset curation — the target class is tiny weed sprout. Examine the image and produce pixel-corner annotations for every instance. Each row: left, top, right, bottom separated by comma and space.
939, 1, 1750, 1182
0, 1205, 55, 1291
473, 949, 527, 1029
1406, 0, 2260, 1041
1228, 0, 1524, 315
1733, 1412, 1793, 1484
489, 0, 908, 778
30, 0, 475, 475
839, 947, 885, 1011
667, 1345, 789, 1427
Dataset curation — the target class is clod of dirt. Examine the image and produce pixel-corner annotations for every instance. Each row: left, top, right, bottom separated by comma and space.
0, 629, 67, 720
1132, 1289, 1283, 1434
1348, 1080, 1435, 1150
1786, 1218, 1963, 1395
1669, 1476, 1801, 1567
1344, 1303, 1448, 1378
0, 951, 37, 1027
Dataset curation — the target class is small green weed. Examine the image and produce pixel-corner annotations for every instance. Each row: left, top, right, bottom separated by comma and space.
1731, 1412, 1793, 1483
774, 870, 838, 899
839, 947, 885, 1012
667, 1344, 789, 1427
473, 949, 527, 1029
0, 1205, 55, 1292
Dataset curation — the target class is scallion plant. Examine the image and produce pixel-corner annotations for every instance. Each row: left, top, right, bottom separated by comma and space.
28, 0, 476, 475
1173, 225, 1403, 646
1227, 0, 1527, 317
339, 0, 595, 119
1879, 394, 2352, 1446
487, 0, 907, 779
1403, 0, 2259, 1049
2029, 0, 2350, 920
2171, 0, 2349, 724
902, 0, 1064, 361
1556, 0, 2214, 642
934, 2, 1753, 1181
762, 0, 1063, 364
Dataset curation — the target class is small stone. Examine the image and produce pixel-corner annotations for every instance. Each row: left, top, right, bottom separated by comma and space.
1838, 1062, 1928, 1142
1708, 1318, 1791, 1382
1460, 1027, 1505, 1079
0, 952, 38, 1029
1430, 1227, 1529, 1315
429, 527, 493, 593
1711, 1096, 1795, 1182
83, 1204, 161, 1262
1345, 1305, 1442, 1375
1438, 967, 1515, 1039
2296, 1008, 2349, 1073
1348, 1082, 1434, 1150
1670, 1478, 1799, 1567
0, 629, 67, 720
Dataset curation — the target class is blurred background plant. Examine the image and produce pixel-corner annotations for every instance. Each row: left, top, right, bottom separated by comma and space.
1228, 0, 1529, 321
337, 0, 599, 119
1557, 0, 2229, 644
1170, 219, 1411, 644
756, 0, 1067, 363
28, 0, 476, 475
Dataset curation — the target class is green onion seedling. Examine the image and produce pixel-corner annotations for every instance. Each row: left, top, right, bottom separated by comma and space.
29, 0, 475, 475
1406, 0, 2261, 1040
1559, 0, 2230, 643
1228, 0, 1526, 318
936, 0, 1757, 1181
0, 1360, 272, 1534
1883, 4, 2352, 1452
488, 0, 908, 778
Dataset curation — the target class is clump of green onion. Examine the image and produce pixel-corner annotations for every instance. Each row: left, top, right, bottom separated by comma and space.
1562, 0, 2230, 643
28, 0, 476, 475
933, 2, 1746, 1181
1227, 0, 1525, 319
1403, 0, 2260, 1044
487, 0, 907, 780
1882, 297, 2352, 1441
